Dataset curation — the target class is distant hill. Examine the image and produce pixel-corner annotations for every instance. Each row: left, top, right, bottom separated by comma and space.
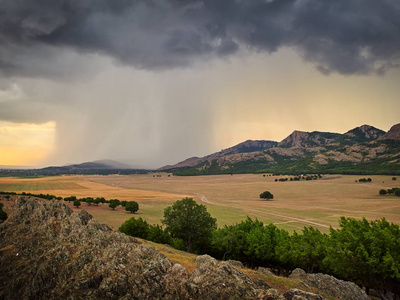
160, 124, 400, 175
0, 159, 149, 176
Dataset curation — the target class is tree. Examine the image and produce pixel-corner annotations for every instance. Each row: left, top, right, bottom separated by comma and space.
125, 201, 139, 213
393, 177, 397, 181
119, 217, 172, 245
119, 217, 150, 238
64, 196, 77, 203
260, 191, 274, 200
73, 199, 81, 208
109, 199, 120, 210
324, 217, 400, 297
379, 189, 388, 195
162, 197, 216, 253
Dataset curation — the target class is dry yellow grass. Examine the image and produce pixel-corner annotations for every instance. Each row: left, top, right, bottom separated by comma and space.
1, 174, 399, 232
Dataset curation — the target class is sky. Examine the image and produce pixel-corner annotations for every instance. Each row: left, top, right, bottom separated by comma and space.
0, 0, 400, 169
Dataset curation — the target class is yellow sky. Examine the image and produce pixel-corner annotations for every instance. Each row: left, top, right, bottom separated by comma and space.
0, 121, 55, 166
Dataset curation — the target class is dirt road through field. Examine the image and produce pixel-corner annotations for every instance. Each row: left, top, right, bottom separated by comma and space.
197, 193, 334, 229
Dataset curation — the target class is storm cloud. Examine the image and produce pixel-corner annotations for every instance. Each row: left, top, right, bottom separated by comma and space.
1, 0, 400, 77
1, 0, 400, 168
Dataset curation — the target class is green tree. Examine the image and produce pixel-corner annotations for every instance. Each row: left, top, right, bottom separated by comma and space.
260, 191, 274, 200
147, 224, 172, 244
64, 196, 77, 202
125, 201, 139, 213
109, 202, 117, 210
278, 227, 327, 273
162, 197, 216, 253
379, 189, 388, 195
393, 177, 397, 181
73, 199, 81, 208
119, 217, 150, 238
324, 217, 400, 296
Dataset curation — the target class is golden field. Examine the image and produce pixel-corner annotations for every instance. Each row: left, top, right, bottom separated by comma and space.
1, 173, 399, 232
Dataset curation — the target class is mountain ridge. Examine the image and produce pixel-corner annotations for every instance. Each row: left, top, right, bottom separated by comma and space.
160, 123, 400, 175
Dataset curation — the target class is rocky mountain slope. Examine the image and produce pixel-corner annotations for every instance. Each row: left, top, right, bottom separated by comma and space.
159, 140, 277, 171
0, 198, 369, 300
161, 124, 400, 175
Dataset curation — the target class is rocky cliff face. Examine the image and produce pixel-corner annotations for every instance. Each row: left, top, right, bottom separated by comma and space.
277, 130, 311, 148
381, 123, 400, 140
0, 198, 369, 300
158, 139, 277, 171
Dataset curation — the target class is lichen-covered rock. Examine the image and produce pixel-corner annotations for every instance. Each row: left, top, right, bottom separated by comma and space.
283, 289, 324, 300
289, 268, 307, 278
0, 198, 278, 300
226, 259, 244, 268
293, 271, 369, 300
258, 267, 276, 276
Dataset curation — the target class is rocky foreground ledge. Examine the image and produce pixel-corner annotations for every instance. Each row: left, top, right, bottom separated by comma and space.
0, 198, 368, 300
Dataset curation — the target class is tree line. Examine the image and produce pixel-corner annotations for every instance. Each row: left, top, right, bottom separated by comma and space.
120, 197, 400, 299
0, 191, 140, 213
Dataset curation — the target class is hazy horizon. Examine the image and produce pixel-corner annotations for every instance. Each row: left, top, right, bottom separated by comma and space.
1, 1, 400, 169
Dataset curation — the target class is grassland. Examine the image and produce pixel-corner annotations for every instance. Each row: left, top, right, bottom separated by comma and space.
1, 174, 399, 232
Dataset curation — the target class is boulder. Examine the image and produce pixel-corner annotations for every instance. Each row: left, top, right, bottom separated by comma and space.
293, 271, 369, 300
283, 289, 323, 300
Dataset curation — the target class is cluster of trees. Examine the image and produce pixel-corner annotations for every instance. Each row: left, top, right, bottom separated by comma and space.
120, 198, 216, 253
0, 190, 141, 213
210, 217, 400, 297
358, 178, 372, 183
120, 198, 400, 298
274, 175, 322, 182
379, 188, 400, 196
67, 196, 139, 213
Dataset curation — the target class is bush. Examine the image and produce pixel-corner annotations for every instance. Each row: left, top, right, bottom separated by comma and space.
260, 191, 274, 200
119, 217, 150, 238
125, 201, 139, 213
379, 189, 388, 195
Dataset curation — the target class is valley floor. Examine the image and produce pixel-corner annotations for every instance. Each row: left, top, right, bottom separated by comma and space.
1, 173, 399, 232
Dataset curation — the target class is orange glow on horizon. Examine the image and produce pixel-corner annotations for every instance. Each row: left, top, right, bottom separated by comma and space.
0, 121, 55, 166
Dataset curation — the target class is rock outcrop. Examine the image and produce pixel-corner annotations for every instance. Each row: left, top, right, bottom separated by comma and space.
0, 198, 283, 299
381, 123, 400, 140
289, 268, 369, 300
345, 124, 385, 141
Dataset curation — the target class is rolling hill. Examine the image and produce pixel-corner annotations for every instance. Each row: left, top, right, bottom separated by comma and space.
159, 123, 400, 175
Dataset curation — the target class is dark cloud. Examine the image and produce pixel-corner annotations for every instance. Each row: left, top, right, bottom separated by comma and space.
0, 0, 400, 78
